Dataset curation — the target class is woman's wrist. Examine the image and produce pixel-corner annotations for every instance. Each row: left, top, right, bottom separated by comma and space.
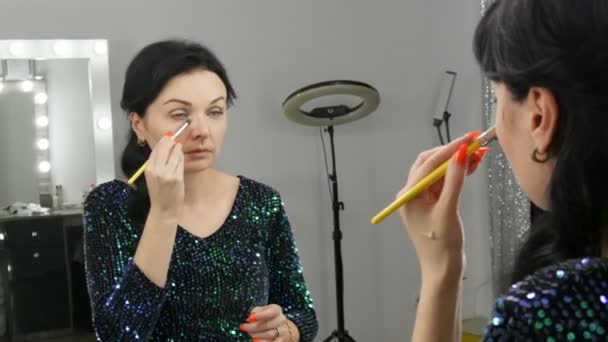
420, 252, 465, 287
148, 206, 180, 226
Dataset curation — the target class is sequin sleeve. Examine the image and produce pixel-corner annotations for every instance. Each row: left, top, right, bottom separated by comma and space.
266, 194, 318, 342
84, 183, 169, 341
483, 258, 608, 341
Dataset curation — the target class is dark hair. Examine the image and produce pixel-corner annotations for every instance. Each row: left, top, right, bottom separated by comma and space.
120, 40, 236, 224
473, 0, 608, 284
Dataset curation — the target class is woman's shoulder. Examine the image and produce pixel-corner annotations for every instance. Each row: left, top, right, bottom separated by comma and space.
84, 180, 133, 210
501, 257, 608, 300
237, 175, 282, 203
485, 258, 608, 340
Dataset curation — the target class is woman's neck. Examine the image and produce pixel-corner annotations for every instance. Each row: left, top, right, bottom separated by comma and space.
183, 168, 222, 206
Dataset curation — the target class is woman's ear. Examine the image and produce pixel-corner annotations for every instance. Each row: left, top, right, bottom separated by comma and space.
130, 112, 146, 141
526, 87, 559, 154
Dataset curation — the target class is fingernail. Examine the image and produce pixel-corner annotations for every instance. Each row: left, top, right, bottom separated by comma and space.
240, 324, 246, 331
478, 147, 491, 156
246, 314, 257, 323
467, 131, 482, 140
165, 131, 173, 138
456, 144, 468, 166
470, 152, 482, 165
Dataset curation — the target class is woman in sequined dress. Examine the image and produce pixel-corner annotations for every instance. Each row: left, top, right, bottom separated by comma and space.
83, 40, 318, 341
397, 0, 608, 341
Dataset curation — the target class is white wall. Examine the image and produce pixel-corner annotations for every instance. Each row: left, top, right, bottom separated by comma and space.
0, 0, 494, 339
38, 59, 96, 205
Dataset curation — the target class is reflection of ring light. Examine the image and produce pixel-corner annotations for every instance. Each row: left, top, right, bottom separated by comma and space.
282, 80, 380, 127
282, 80, 381, 342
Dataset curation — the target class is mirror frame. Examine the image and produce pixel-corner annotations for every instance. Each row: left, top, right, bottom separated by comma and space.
0, 39, 115, 195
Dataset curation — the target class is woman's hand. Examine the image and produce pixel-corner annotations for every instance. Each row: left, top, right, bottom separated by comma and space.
146, 133, 185, 220
241, 304, 298, 342
398, 132, 489, 281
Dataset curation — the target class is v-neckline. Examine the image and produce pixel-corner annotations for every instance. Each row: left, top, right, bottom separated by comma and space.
177, 175, 243, 242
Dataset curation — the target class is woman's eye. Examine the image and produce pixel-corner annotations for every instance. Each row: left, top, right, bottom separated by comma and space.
171, 112, 189, 119
209, 110, 224, 118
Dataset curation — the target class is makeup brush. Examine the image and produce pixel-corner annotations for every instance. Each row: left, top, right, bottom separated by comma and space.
371, 126, 497, 225
127, 118, 191, 185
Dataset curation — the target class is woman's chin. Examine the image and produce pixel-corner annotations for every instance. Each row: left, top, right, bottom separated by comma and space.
184, 159, 214, 174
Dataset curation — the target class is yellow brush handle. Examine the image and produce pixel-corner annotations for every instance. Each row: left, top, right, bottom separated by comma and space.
371, 140, 481, 225
125, 120, 190, 186
127, 160, 149, 185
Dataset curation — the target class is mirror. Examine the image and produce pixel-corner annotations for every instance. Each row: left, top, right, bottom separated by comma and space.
0, 40, 114, 212
0, 80, 42, 206
0, 39, 114, 340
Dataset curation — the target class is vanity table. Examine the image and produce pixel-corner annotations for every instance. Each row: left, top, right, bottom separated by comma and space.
0, 210, 93, 340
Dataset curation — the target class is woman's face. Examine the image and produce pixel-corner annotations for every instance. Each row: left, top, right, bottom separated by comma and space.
132, 69, 228, 174
493, 82, 558, 210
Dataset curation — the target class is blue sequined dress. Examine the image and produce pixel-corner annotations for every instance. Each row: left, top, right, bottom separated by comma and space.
84, 176, 318, 341
484, 258, 608, 341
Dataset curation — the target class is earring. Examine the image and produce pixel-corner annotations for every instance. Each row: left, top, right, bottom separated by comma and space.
137, 138, 146, 147
531, 148, 550, 163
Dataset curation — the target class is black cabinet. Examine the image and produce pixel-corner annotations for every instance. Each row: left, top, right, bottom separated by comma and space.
0, 214, 93, 340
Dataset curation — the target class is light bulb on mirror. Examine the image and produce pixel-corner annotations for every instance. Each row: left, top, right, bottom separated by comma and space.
21, 80, 34, 92
36, 138, 49, 151
34, 92, 48, 104
53, 41, 70, 56
38, 161, 51, 173
35, 115, 49, 128
97, 117, 112, 130
94, 41, 108, 55
0, 82, 4, 93
9, 42, 25, 57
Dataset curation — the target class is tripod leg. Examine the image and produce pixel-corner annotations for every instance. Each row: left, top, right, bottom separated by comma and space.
323, 331, 338, 342
343, 333, 357, 342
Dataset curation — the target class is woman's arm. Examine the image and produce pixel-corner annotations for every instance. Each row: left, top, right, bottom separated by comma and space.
413, 257, 464, 342
266, 194, 318, 342
396, 133, 487, 341
84, 187, 170, 341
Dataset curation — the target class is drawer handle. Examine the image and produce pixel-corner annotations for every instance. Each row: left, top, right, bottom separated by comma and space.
32, 231, 38, 237
33, 252, 40, 258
